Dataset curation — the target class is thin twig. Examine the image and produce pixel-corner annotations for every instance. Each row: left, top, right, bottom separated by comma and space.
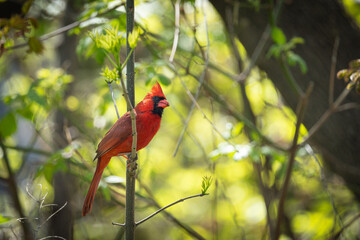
173, 0, 210, 157
335, 102, 360, 112
38, 202, 68, 228
169, 0, 181, 63
0, 139, 34, 240
4, 145, 51, 156
177, 74, 231, 144
300, 85, 354, 146
274, 83, 313, 240
107, 81, 120, 119
5, 2, 126, 52
136, 193, 208, 226
329, 36, 340, 105
226, 6, 244, 72
135, 178, 207, 240
304, 144, 343, 230
171, 105, 209, 163
327, 212, 360, 240
10, 224, 19, 240
181, 3, 206, 59
237, 25, 271, 83
38, 236, 66, 240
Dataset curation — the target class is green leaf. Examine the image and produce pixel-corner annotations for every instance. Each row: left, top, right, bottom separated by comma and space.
201, 176, 213, 194
0, 112, 17, 137
22, 0, 33, 15
287, 51, 308, 74
288, 37, 305, 48
101, 186, 111, 201
43, 163, 54, 183
16, 106, 34, 120
101, 67, 118, 82
266, 45, 282, 59
249, 145, 261, 163
0, 214, 11, 224
128, 27, 140, 49
27, 88, 47, 107
271, 27, 286, 45
28, 37, 44, 54
157, 74, 171, 86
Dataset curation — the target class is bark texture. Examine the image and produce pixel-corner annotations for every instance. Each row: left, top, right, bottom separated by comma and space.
210, 0, 360, 197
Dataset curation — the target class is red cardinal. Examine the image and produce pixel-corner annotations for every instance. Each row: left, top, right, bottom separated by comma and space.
82, 82, 169, 216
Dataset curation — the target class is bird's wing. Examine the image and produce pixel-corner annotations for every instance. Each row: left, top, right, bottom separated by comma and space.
94, 112, 132, 159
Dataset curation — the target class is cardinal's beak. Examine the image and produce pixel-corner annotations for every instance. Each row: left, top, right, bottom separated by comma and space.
158, 99, 170, 108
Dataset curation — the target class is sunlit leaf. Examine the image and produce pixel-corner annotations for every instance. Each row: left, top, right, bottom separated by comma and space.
201, 176, 213, 194
271, 26, 286, 45
0, 214, 11, 224
128, 27, 140, 49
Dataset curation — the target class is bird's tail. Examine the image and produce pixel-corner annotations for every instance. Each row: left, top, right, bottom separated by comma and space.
82, 156, 110, 216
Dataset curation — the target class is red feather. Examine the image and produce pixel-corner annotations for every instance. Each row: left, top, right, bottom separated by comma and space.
82, 82, 169, 216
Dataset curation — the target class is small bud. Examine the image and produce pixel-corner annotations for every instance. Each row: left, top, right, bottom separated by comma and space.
349, 59, 360, 70
336, 69, 348, 79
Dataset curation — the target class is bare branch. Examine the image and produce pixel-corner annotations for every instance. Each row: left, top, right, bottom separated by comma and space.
136, 194, 208, 226
38, 236, 67, 240
327, 212, 360, 240
107, 81, 120, 119
169, 0, 181, 63
237, 25, 271, 83
335, 102, 360, 112
38, 202, 68, 228
300, 84, 354, 146
274, 83, 313, 240
4, 145, 51, 156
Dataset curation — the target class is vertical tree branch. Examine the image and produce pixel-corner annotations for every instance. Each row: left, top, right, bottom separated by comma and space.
0, 139, 34, 240
125, 0, 136, 238
169, 0, 181, 63
274, 83, 313, 240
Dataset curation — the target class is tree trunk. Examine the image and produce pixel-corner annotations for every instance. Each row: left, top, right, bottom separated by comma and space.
210, 0, 360, 198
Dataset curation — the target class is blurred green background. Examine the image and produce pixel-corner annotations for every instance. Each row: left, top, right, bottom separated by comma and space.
0, 0, 360, 239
